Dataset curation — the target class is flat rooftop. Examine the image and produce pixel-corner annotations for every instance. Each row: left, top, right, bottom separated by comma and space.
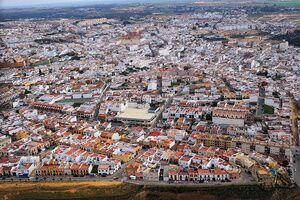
116, 106, 156, 121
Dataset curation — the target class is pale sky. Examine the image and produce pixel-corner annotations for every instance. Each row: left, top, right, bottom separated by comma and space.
0, 0, 145, 8
0, 0, 175, 9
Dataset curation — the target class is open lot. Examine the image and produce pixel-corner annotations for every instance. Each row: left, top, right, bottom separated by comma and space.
1, 180, 300, 200
0, 180, 141, 200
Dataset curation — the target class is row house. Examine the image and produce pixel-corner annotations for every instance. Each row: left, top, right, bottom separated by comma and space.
100, 132, 121, 141
52, 146, 108, 165
163, 106, 208, 121
196, 133, 233, 150
212, 103, 249, 127
232, 137, 290, 157
97, 159, 121, 175
169, 168, 232, 182
35, 160, 70, 176
125, 162, 142, 178
31, 102, 65, 113
14, 163, 38, 177
143, 136, 175, 149
70, 163, 91, 176
178, 155, 193, 168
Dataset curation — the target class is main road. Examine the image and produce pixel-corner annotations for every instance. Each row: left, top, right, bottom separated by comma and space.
291, 146, 300, 186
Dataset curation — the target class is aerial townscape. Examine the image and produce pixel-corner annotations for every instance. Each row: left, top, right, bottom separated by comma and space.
1, 0, 300, 199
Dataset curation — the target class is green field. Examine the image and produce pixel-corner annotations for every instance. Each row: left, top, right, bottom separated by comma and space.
268, 0, 300, 7
264, 105, 275, 114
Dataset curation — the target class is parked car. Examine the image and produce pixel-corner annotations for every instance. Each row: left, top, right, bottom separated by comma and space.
89, 173, 97, 177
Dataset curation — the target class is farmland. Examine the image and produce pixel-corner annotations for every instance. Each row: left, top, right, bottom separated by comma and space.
0, 180, 141, 200
0, 181, 300, 200
269, 0, 300, 7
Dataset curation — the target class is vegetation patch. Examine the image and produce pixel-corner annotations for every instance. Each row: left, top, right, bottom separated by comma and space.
1, 181, 300, 200
264, 105, 275, 115
0, 181, 142, 200
273, 0, 300, 7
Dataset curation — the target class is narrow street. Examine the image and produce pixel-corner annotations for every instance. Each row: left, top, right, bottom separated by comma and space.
93, 83, 110, 121
150, 96, 173, 129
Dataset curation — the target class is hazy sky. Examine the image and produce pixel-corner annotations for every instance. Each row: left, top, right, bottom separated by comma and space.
0, 0, 176, 9
0, 0, 141, 8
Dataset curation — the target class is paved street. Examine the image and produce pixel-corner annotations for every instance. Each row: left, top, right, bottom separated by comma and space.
150, 96, 173, 128
0, 171, 255, 187
93, 83, 110, 121
111, 149, 147, 179
291, 147, 300, 186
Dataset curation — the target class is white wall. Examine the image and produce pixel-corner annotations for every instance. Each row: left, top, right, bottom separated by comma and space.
212, 117, 244, 127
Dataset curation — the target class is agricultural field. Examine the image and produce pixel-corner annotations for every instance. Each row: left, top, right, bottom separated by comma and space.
0, 180, 142, 200
0, 181, 300, 200
277, 0, 300, 7
256, 13, 300, 29
267, 0, 300, 7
